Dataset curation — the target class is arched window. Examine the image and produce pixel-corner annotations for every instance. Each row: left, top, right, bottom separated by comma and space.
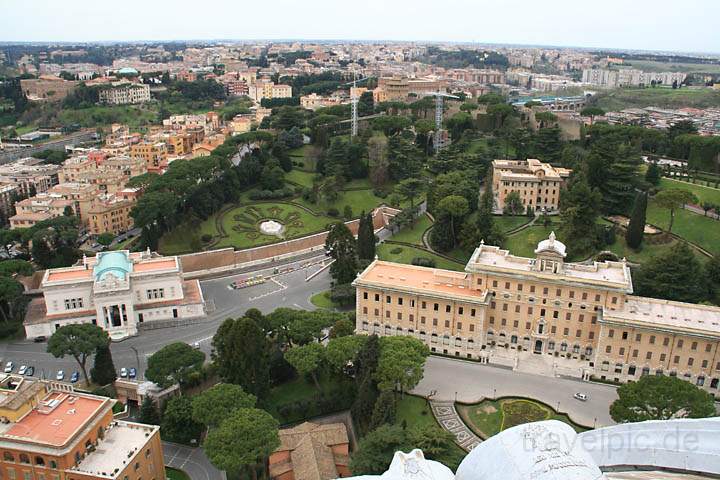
75, 452, 81, 463
510, 335, 518, 344
548, 341, 555, 351
50, 460, 57, 469
4, 452, 14, 462
19, 454, 30, 464
697, 376, 705, 387
35, 456, 45, 466
560, 342, 568, 352
585, 346, 593, 356
641, 367, 650, 376
572, 345, 580, 354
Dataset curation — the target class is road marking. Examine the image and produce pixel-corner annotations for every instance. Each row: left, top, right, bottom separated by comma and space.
248, 277, 288, 301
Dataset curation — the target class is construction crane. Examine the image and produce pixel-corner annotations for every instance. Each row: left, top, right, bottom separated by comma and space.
343, 72, 374, 137
422, 91, 459, 153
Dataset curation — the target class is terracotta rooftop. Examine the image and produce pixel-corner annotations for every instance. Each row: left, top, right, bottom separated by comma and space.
354, 261, 488, 302
134, 280, 202, 310
3, 392, 110, 447
270, 422, 349, 480
133, 258, 177, 273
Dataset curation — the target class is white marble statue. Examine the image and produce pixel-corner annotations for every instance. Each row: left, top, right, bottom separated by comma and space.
343, 417, 720, 480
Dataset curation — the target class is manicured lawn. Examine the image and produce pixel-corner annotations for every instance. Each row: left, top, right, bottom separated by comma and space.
295, 189, 389, 218
659, 178, 720, 205
457, 397, 588, 439
288, 145, 317, 171
396, 395, 466, 467
377, 244, 465, 271
285, 169, 317, 188
595, 87, 720, 111
647, 202, 720, 255
495, 215, 532, 233
165, 467, 191, 480
503, 224, 557, 258
390, 215, 433, 245
310, 290, 336, 309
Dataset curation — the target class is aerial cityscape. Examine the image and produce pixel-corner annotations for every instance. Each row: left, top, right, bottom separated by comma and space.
1, 1, 720, 480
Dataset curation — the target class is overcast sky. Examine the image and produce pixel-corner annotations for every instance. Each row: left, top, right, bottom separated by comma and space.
2, 0, 718, 54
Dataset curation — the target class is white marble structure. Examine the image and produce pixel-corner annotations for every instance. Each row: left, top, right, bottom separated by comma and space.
24, 250, 206, 340
345, 418, 720, 480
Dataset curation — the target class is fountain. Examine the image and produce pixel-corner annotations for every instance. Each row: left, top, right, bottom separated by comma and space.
259, 220, 285, 237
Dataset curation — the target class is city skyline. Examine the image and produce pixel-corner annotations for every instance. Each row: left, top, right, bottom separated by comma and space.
1, 0, 719, 55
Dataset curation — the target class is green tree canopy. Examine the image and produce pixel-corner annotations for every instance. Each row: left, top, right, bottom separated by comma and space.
191, 383, 257, 428
203, 408, 280, 479
610, 375, 716, 423
145, 342, 205, 388
375, 336, 430, 393
47, 324, 109, 385
633, 242, 709, 303
90, 344, 117, 386
284, 342, 325, 391
161, 396, 204, 444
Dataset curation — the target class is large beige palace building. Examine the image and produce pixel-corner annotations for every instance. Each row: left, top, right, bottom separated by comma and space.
492, 159, 571, 213
353, 233, 720, 395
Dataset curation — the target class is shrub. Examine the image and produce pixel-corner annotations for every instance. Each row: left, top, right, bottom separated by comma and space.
390, 247, 403, 254
297, 162, 305, 168
200, 234, 212, 243
327, 207, 339, 217
373, 186, 391, 198
330, 283, 356, 306
412, 257, 436, 268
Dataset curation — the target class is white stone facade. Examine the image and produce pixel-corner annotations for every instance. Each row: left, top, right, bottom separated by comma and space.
25, 250, 205, 340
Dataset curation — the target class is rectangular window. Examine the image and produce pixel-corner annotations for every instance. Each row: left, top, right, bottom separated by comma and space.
575, 329, 581, 338
375, 294, 380, 301
502, 303, 508, 311
706, 344, 712, 353
515, 305, 520, 313
457, 322, 462, 330
588, 331, 595, 340
458, 307, 464, 315
565, 312, 571, 321
646, 351, 652, 360
513, 320, 519, 328
434, 303, 439, 311
386, 296, 391, 304
505, 282, 510, 289
517, 284, 523, 292
622, 331, 628, 340
397, 312, 402, 320
691, 342, 697, 351
433, 318, 438, 326
636, 334, 642, 342
649, 335, 655, 344
688, 358, 695, 366
445, 320, 450, 328
543, 287, 548, 295
385, 311, 390, 318
398, 297, 404, 306
551, 326, 557, 334
469, 324, 475, 332
605, 346, 612, 353
489, 316, 495, 324
563, 327, 569, 335
445, 305, 451, 313
525, 322, 531, 330
663, 337, 670, 346
530, 286, 536, 293
619, 347, 625, 356
632, 349, 638, 358
677, 340, 684, 349
556, 289, 561, 297
674, 356, 680, 364
363, 292, 368, 300
471, 309, 476, 317
422, 301, 426, 309
363, 307, 368, 314
492, 280, 498, 287
528, 307, 533, 315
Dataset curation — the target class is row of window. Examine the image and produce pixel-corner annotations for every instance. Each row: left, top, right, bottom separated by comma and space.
606, 330, 713, 352
64, 298, 83, 310
599, 362, 720, 388
146, 288, 165, 300
363, 292, 478, 317
603, 345, 718, 369
479, 280, 612, 304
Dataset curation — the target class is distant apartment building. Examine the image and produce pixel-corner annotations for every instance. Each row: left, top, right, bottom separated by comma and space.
446, 69, 505, 85
230, 115, 253, 134
87, 194, 135, 236
9, 193, 76, 229
224, 79, 249, 97
300, 93, 343, 110
0, 377, 165, 480
492, 159, 572, 213
19, 76, 79, 101
0, 157, 62, 216
130, 142, 168, 171
248, 81, 292, 102
377, 75, 410, 101
98, 82, 151, 105
582, 68, 687, 88
59, 154, 146, 193
24, 250, 205, 339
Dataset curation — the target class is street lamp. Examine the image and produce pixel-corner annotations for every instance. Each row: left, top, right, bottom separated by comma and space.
557, 401, 561, 412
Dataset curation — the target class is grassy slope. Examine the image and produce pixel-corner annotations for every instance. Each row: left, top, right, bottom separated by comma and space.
390, 215, 433, 245
646, 202, 720, 255
659, 178, 720, 205
376, 244, 465, 272
594, 87, 720, 111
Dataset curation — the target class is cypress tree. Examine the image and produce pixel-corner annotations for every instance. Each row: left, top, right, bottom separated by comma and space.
357, 212, 376, 261
370, 390, 397, 430
138, 397, 161, 425
90, 344, 117, 386
626, 192, 647, 249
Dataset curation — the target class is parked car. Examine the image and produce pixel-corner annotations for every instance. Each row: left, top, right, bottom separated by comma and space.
18, 365, 27, 375
70, 371, 79, 383
56, 370, 65, 381
573, 392, 588, 402
128, 368, 136, 379
4, 362, 13, 373
25, 366, 34, 376
33, 336, 47, 343
120, 367, 128, 378
192, 342, 200, 349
